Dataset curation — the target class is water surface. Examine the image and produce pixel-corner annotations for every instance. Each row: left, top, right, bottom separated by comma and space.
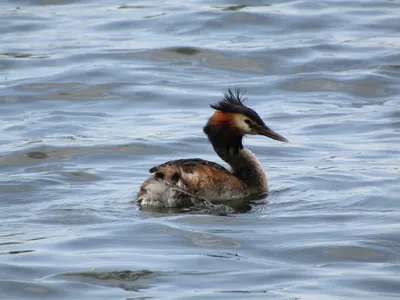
1, 0, 399, 299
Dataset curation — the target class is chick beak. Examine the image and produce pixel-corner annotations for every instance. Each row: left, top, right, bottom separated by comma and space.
255, 124, 288, 143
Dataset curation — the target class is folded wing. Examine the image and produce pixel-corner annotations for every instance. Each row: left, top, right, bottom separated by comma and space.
136, 158, 246, 207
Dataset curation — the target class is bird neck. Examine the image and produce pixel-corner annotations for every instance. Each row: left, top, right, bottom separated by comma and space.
203, 122, 268, 193
216, 146, 268, 193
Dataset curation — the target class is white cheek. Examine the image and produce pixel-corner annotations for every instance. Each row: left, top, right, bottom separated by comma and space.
233, 115, 252, 133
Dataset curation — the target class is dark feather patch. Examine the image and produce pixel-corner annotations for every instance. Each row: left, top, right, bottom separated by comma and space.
203, 122, 243, 156
171, 172, 180, 183
210, 89, 246, 110
154, 172, 164, 180
210, 89, 265, 126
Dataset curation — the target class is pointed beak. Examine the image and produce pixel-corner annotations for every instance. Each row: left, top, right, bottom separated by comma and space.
255, 124, 288, 143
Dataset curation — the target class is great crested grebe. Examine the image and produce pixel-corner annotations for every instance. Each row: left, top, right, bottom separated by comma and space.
135, 89, 288, 209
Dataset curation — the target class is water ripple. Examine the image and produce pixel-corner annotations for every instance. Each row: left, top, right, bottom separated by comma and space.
1, 0, 399, 299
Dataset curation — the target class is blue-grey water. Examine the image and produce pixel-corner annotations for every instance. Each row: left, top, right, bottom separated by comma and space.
1, 0, 400, 299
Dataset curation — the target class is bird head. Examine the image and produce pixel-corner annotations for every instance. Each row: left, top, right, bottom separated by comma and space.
204, 89, 288, 143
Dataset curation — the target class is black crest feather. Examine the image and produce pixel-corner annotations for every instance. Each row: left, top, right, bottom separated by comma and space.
210, 89, 246, 112
210, 89, 265, 126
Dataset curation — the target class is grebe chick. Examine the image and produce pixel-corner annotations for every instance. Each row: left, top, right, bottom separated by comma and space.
135, 89, 288, 208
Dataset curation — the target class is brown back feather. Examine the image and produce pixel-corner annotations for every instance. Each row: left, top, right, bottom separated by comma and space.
148, 158, 246, 193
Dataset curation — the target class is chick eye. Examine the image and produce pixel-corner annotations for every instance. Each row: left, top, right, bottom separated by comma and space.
244, 119, 252, 125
